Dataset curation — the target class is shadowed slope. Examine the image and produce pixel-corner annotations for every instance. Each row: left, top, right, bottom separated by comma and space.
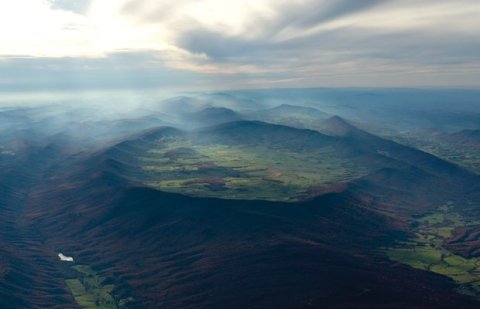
25, 175, 480, 308
0, 145, 78, 308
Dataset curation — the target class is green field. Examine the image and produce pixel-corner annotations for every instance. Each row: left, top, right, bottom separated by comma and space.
65, 264, 133, 309
386, 204, 480, 298
136, 137, 368, 201
376, 130, 480, 175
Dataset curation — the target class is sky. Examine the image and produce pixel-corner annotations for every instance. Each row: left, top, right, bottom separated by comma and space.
0, 0, 479, 91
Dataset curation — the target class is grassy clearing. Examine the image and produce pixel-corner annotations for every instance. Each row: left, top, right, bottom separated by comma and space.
136, 137, 368, 201
386, 204, 480, 298
65, 264, 132, 309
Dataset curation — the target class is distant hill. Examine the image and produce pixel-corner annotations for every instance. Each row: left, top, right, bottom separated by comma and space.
259, 104, 329, 119
157, 96, 207, 114
199, 120, 333, 149
181, 107, 243, 127
247, 104, 330, 130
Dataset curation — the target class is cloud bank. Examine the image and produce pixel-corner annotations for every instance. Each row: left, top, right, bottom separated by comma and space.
0, 0, 479, 89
